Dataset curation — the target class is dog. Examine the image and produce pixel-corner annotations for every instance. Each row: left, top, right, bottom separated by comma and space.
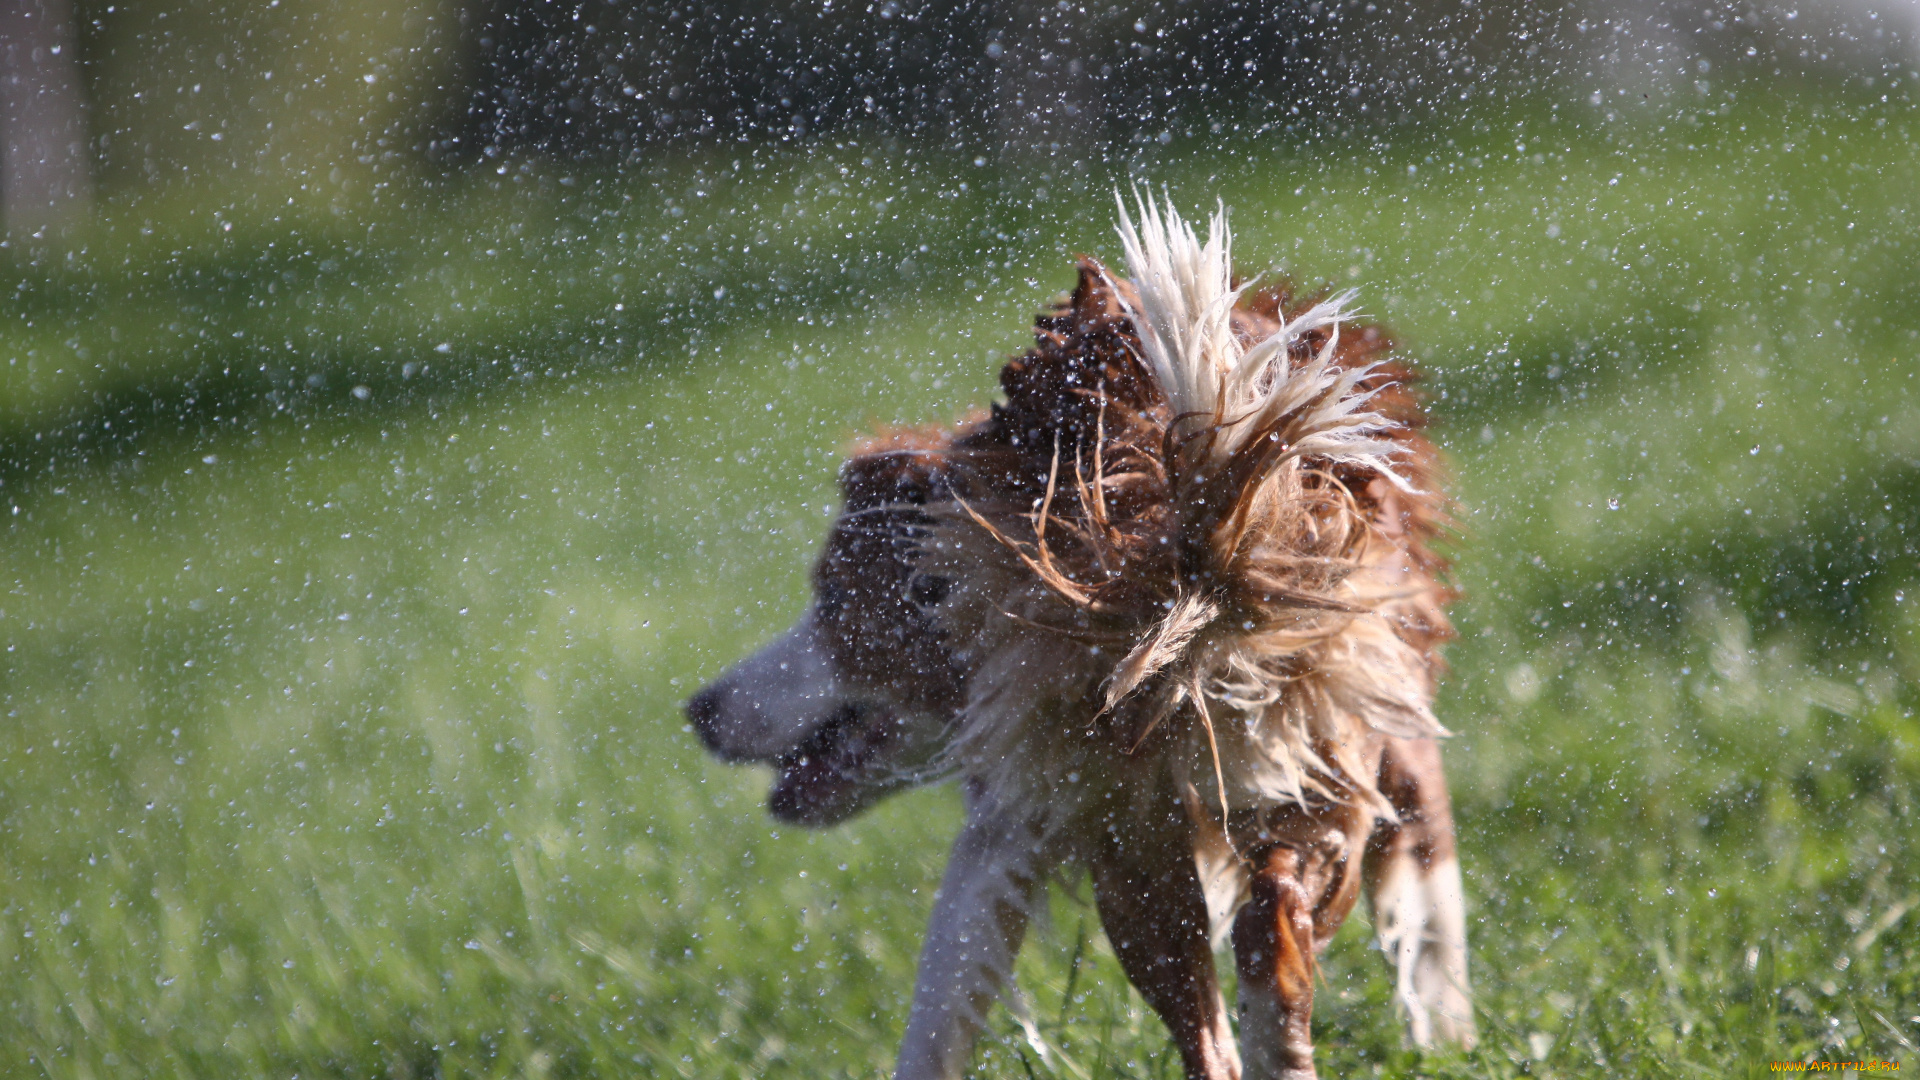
688, 193, 1475, 1080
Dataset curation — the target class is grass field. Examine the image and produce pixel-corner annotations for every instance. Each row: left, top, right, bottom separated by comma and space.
3, 87, 1919, 1078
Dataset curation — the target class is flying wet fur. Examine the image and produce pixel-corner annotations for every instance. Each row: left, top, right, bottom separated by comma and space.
688, 193, 1475, 1079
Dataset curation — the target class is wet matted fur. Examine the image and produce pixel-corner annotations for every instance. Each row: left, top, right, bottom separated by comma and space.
688, 193, 1474, 1080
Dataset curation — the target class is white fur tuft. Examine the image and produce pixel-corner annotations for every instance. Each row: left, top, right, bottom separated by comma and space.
1113, 188, 1414, 487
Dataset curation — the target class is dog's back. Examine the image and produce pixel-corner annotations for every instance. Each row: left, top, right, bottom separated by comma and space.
690, 196, 1473, 1079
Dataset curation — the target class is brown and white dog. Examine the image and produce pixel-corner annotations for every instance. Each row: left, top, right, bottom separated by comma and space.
688, 194, 1474, 1079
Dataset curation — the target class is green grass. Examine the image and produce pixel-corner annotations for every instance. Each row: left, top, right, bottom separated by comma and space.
3, 87, 1919, 1077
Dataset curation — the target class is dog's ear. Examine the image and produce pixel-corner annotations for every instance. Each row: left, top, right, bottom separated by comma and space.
993, 257, 1165, 455
1068, 256, 1128, 322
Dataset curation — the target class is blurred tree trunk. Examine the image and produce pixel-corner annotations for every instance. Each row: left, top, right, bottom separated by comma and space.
0, 0, 90, 233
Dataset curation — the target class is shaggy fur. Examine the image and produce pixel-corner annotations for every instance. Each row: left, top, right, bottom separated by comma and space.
689, 193, 1473, 1079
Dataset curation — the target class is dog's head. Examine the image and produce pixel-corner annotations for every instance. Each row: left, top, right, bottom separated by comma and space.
687, 425, 969, 824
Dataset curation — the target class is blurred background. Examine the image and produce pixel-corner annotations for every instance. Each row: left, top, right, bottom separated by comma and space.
2, 1, 1918, 1076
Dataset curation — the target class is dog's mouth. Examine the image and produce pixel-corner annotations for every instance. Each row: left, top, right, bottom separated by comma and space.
768, 700, 905, 827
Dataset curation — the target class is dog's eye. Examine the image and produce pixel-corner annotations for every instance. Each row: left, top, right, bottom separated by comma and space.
909, 575, 951, 608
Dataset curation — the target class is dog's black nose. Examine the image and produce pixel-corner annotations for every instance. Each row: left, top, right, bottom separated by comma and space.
686, 685, 728, 753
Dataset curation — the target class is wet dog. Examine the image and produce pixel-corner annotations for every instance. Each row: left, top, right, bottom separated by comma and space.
688, 194, 1474, 1079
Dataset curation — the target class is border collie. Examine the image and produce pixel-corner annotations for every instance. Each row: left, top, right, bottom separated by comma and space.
689, 193, 1474, 1080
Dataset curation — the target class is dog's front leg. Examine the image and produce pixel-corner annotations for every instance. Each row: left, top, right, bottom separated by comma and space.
1232, 847, 1320, 1080
894, 781, 1052, 1080
1089, 828, 1242, 1080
